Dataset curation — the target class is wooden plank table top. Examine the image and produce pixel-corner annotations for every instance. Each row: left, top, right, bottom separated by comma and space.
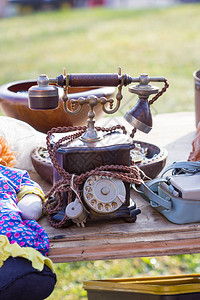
31, 112, 199, 263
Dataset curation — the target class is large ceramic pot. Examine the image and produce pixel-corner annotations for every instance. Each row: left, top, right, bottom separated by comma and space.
0, 80, 115, 133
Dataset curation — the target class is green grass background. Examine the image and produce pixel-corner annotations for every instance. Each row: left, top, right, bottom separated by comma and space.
1, 3, 200, 299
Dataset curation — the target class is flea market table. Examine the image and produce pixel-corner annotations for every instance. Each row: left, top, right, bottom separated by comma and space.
31, 112, 199, 263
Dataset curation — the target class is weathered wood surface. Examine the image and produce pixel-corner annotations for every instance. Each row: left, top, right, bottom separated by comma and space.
39, 193, 200, 263
31, 112, 199, 263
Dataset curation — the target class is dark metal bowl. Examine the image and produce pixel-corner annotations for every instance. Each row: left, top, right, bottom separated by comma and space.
31, 141, 167, 184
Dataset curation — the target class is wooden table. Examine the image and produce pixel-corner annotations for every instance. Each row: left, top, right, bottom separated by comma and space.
32, 112, 199, 263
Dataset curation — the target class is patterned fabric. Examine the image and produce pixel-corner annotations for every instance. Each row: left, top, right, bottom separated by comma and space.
0, 235, 54, 272
0, 165, 49, 256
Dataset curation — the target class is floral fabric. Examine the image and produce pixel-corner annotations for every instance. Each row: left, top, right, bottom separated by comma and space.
0, 165, 49, 256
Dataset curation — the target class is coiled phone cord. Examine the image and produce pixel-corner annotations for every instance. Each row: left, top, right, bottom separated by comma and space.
43, 125, 146, 228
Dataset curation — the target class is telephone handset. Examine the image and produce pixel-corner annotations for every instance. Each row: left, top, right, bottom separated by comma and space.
28, 68, 169, 228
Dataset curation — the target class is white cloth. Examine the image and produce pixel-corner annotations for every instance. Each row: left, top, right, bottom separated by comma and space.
0, 116, 46, 170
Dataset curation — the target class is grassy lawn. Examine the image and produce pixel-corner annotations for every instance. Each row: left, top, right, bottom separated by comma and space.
1, 4, 200, 114
1, 4, 200, 300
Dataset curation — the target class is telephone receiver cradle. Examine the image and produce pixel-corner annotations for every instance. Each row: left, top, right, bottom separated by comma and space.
28, 68, 169, 228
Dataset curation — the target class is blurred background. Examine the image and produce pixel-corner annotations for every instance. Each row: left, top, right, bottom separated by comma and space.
0, 0, 189, 17
0, 1, 200, 299
1, 0, 200, 18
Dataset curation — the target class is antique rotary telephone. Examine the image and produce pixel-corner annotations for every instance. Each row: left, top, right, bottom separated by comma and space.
28, 68, 169, 228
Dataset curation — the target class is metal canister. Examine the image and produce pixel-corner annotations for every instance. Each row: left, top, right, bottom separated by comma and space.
193, 70, 200, 127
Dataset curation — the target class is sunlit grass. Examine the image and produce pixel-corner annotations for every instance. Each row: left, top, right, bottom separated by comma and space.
48, 254, 200, 300
1, 4, 200, 299
1, 4, 200, 114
